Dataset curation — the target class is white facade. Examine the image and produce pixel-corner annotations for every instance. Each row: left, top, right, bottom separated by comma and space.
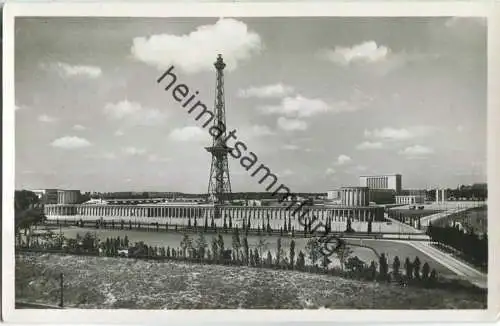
57, 190, 81, 204
360, 174, 402, 193
435, 189, 447, 203
340, 187, 369, 207
395, 195, 425, 205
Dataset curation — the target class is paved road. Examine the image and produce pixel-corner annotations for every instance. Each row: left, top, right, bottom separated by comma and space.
420, 207, 470, 226
384, 214, 424, 234
406, 241, 487, 289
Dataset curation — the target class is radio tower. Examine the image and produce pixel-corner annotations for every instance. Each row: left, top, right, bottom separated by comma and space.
206, 54, 232, 218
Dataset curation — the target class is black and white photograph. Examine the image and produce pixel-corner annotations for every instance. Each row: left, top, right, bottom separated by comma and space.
3, 1, 500, 323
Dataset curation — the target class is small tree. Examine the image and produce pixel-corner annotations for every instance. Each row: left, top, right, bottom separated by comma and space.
256, 237, 268, 267
217, 234, 225, 261
243, 237, 249, 265
413, 256, 421, 280
367, 219, 372, 234
296, 250, 306, 270
195, 233, 207, 262
392, 256, 401, 278
276, 237, 284, 266
253, 248, 260, 266
204, 216, 208, 231
305, 237, 321, 268
379, 253, 389, 280
429, 269, 438, 284
369, 261, 377, 280
345, 217, 354, 233
188, 217, 192, 228
180, 234, 192, 258
211, 237, 219, 263
266, 250, 273, 267
404, 257, 413, 280
193, 217, 197, 229
289, 239, 296, 269
421, 262, 430, 280
336, 241, 354, 271
229, 215, 233, 229
232, 228, 241, 263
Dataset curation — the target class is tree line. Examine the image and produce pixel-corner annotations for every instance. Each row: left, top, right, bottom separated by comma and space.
20, 227, 450, 291
426, 222, 487, 270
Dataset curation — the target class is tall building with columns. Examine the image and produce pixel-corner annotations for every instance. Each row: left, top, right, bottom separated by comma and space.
435, 188, 447, 203
359, 174, 402, 194
340, 187, 369, 206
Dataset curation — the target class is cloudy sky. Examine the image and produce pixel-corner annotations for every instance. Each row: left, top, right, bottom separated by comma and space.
15, 16, 486, 193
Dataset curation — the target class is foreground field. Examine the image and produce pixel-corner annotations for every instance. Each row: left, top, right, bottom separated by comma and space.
16, 253, 486, 309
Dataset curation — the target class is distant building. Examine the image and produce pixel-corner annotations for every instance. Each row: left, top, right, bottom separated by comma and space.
395, 195, 425, 205
326, 189, 342, 205
32, 189, 59, 204
369, 189, 396, 205
57, 190, 81, 204
340, 187, 369, 206
360, 174, 402, 194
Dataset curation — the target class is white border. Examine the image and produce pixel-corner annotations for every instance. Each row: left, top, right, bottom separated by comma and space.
3, 1, 500, 324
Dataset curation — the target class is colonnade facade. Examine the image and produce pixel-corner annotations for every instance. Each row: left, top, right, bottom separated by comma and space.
395, 195, 424, 205
340, 187, 369, 207
435, 189, 447, 203
44, 204, 385, 222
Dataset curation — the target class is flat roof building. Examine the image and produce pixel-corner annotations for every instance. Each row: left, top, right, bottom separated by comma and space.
360, 174, 402, 194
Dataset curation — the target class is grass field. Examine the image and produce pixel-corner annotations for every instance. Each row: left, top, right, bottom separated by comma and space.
16, 253, 486, 309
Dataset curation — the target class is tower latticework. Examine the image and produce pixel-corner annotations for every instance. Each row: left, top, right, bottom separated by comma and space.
205, 54, 232, 218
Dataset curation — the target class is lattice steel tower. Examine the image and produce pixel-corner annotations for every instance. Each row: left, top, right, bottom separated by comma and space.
205, 54, 232, 217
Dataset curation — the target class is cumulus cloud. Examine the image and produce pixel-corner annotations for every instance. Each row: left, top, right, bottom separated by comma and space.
87, 152, 116, 160
364, 126, 433, 141
114, 130, 124, 137
321, 41, 390, 66
239, 125, 276, 139
131, 18, 262, 74
168, 126, 207, 142
260, 96, 330, 118
336, 154, 352, 165
282, 144, 299, 151
51, 136, 91, 149
49, 62, 102, 78
148, 154, 171, 163
38, 114, 58, 123
356, 141, 384, 150
238, 83, 294, 98
399, 145, 434, 158
122, 147, 147, 156
325, 168, 336, 175
277, 117, 308, 131
72, 124, 86, 131
103, 100, 167, 126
